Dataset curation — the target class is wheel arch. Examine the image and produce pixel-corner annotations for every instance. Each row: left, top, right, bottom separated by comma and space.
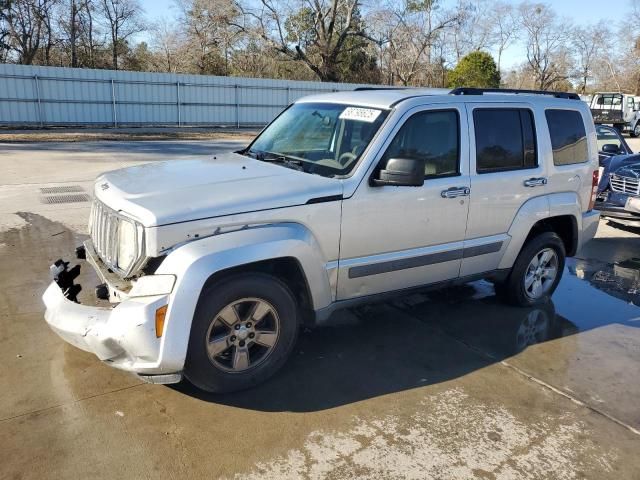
524, 215, 578, 256
152, 222, 334, 372
499, 193, 583, 269
197, 257, 315, 326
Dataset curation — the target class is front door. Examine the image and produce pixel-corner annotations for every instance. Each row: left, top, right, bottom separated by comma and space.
337, 105, 471, 300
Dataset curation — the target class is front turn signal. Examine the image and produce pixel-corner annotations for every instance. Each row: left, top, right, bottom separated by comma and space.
155, 305, 168, 338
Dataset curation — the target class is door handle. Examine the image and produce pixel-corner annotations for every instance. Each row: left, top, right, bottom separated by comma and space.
441, 186, 470, 198
523, 177, 547, 187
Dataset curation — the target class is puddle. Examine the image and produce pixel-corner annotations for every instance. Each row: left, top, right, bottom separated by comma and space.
569, 257, 640, 305
0, 212, 100, 311
3, 212, 640, 415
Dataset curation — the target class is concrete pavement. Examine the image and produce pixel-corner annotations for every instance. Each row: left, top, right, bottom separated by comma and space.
0, 139, 639, 479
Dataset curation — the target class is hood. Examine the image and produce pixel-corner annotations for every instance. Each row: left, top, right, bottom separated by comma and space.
94, 152, 343, 226
615, 162, 640, 179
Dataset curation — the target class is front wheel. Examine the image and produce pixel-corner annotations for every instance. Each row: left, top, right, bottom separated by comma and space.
501, 232, 566, 307
184, 273, 299, 393
631, 123, 640, 138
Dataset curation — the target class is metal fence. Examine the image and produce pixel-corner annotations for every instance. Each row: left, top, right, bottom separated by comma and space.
0, 64, 375, 128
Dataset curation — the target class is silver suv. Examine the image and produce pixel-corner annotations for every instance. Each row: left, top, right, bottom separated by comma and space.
43, 87, 601, 392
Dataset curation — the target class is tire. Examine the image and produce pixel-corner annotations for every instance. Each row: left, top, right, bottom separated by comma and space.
631, 123, 640, 138
184, 273, 299, 393
502, 232, 566, 307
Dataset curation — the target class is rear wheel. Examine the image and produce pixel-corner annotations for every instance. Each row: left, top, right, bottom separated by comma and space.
631, 123, 640, 138
502, 232, 566, 307
184, 273, 298, 393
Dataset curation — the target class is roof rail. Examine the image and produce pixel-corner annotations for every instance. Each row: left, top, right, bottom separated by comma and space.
353, 87, 414, 91
449, 87, 581, 100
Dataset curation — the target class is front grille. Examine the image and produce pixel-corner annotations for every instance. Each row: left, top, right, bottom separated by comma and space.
90, 200, 119, 268
610, 174, 640, 196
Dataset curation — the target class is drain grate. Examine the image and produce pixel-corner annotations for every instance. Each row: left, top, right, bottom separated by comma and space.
41, 193, 91, 204
40, 185, 85, 194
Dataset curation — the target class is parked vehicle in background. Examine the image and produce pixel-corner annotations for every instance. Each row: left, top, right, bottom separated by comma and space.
590, 92, 640, 137
43, 87, 600, 393
595, 125, 633, 161
595, 125, 640, 227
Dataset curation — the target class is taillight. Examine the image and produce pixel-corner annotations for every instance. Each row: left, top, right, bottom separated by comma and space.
588, 170, 599, 211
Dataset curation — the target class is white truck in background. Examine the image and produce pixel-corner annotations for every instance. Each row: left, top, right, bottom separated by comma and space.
590, 92, 640, 137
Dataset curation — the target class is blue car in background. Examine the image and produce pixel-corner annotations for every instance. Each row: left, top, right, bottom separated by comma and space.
594, 125, 640, 228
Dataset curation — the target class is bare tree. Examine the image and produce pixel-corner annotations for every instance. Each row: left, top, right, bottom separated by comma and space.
79, 0, 99, 66
491, 1, 518, 72
6, 0, 58, 64
150, 18, 189, 72
369, 0, 460, 86
99, 0, 144, 69
235, 0, 373, 82
67, 0, 79, 66
519, 2, 570, 90
175, 0, 239, 75
0, 0, 10, 61
449, 0, 494, 61
571, 23, 607, 93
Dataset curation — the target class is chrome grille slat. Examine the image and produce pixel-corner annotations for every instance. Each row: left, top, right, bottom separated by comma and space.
89, 198, 145, 278
610, 174, 640, 196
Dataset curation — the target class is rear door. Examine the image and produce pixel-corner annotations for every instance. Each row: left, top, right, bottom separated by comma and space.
461, 103, 546, 277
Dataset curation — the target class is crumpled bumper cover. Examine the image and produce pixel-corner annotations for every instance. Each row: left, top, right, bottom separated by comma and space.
43, 281, 171, 373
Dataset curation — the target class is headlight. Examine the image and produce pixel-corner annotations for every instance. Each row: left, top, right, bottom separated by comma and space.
117, 218, 141, 273
89, 199, 145, 277
117, 218, 142, 272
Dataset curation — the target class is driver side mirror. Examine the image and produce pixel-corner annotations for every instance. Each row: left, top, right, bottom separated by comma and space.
371, 157, 425, 187
601, 143, 621, 154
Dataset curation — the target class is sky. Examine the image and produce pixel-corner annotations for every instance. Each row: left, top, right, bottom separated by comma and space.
138, 0, 630, 70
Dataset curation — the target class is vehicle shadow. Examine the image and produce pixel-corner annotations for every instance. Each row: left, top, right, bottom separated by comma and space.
172, 287, 581, 412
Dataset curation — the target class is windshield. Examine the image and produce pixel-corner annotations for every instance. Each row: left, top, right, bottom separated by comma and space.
245, 102, 389, 177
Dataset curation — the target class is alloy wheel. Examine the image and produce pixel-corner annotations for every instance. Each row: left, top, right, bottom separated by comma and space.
523, 248, 559, 300
205, 297, 280, 373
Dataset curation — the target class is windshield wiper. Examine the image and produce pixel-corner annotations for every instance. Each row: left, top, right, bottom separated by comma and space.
249, 150, 305, 171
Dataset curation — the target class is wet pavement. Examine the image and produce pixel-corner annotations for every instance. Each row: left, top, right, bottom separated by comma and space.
1, 141, 640, 479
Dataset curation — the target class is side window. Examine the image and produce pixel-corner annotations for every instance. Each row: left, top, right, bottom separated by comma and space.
545, 109, 588, 166
596, 125, 622, 151
382, 110, 460, 178
474, 109, 537, 173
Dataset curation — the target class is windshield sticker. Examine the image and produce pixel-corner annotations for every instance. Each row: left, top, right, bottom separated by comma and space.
339, 107, 382, 123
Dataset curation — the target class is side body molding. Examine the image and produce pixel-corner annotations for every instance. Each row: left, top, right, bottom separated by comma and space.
153, 223, 333, 372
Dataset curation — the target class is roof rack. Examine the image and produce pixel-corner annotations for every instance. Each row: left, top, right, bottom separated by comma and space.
353, 87, 414, 91
449, 87, 580, 100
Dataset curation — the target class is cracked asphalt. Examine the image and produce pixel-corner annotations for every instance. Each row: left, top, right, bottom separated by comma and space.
1, 138, 639, 479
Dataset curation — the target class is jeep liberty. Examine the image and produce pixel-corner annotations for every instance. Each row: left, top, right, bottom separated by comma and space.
43, 87, 601, 392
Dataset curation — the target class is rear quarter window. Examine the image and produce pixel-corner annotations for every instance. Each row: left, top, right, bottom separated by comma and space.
545, 109, 588, 166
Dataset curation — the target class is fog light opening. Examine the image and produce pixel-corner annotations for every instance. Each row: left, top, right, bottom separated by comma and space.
155, 305, 168, 338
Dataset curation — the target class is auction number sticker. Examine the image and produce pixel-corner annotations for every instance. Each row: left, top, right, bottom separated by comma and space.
339, 107, 382, 123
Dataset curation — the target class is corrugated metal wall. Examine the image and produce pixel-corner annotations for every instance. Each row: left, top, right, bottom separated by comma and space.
0, 64, 377, 127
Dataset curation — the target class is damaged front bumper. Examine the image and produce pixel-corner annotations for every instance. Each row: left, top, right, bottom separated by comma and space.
596, 192, 640, 227
42, 247, 182, 384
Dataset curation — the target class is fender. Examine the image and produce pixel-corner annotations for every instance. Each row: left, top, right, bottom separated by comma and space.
152, 222, 334, 372
498, 192, 583, 269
